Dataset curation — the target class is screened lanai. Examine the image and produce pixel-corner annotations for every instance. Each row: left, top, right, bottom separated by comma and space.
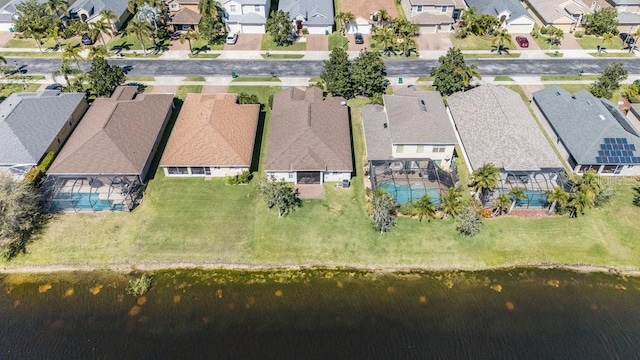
42, 175, 143, 212
369, 159, 458, 205
481, 169, 571, 208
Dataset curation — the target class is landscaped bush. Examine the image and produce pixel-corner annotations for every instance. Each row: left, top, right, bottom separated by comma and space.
37, 151, 55, 172
226, 171, 252, 185
456, 207, 483, 236
301, 27, 309, 35
574, 30, 585, 38
539, 26, 548, 35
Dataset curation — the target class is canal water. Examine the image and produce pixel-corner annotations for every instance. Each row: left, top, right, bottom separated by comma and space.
1, 268, 639, 359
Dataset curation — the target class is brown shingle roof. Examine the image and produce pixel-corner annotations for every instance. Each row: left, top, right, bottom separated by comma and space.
160, 93, 259, 167
170, 8, 202, 25
265, 87, 353, 172
48, 87, 174, 176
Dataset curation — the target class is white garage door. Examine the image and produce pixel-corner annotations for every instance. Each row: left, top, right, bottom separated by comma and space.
307, 26, 330, 35
346, 23, 370, 34
419, 25, 437, 34
507, 23, 534, 34
226, 23, 241, 34
241, 24, 265, 33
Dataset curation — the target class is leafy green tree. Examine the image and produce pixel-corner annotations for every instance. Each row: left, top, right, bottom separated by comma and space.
431, 47, 481, 95
126, 18, 152, 55
87, 56, 126, 97
507, 187, 526, 214
440, 186, 464, 219
266, 10, 294, 46
545, 186, 569, 215
320, 47, 354, 99
256, 176, 301, 218
493, 193, 511, 216
237, 92, 259, 104
590, 63, 628, 99
491, 29, 511, 55
351, 49, 389, 97
584, 7, 619, 36
371, 192, 396, 233
335, 12, 355, 34
456, 207, 482, 236
471, 162, 499, 202
545, 26, 564, 47
199, 14, 226, 44
15, 0, 57, 36
0, 174, 44, 260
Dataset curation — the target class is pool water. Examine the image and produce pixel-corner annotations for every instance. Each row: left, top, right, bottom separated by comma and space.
52, 192, 120, 211
378, 182, 441, 205
501, 190, 548, 207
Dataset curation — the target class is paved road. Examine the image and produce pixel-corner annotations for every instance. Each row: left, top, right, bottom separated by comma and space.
8, 57, 640, 77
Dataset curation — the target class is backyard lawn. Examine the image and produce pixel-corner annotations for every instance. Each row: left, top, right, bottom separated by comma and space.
261, 34, 306, 51
5, 88, 640, 271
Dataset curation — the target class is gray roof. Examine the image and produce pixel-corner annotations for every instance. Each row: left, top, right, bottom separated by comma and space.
448, 85, 562, 171
409, 0, 463, 5
223, 0, 268, 4
227, 11, 267, 24
526, 0, 590, 23
608, 0, 640, 5
362, 87, 457, 161
68, 0, 129, 22
0, 91, 86, 165
533, 86, 640, 166
617, 11, 640, 25
279, 0, 334, 26
464, 0, 533, 23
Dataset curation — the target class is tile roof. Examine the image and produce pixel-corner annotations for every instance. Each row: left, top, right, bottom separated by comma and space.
170, 7, 202, 24
408, 0, 463, 6
464, 0, 533, 24
48, 87, 174, 176
411, 12, 455, 25
0, 91, 87, 165
448, 85, 562, 171
533, 86, 640, 165
222, 0, 268, 4
265, 87, 352, 172
526, 0, 590, 23
279, 0, 334, 26
69, 0, 130, 22
160, 93, 259, 167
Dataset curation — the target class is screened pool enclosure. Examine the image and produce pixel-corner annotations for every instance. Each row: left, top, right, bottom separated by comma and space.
42, 175, 144, 212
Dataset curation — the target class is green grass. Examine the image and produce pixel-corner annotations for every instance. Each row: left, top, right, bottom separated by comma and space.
589, 52, 636, 57
541, 75, 600, 81
261, 54, 304, 59
493, 76, 514, 81
545, 51, 564, 58
417, 76, 433, 82
328, 32, 348, 50
5, 74, 45, 80
450, 34, 495, 50
126, 75, 155, 82
183, 76, 205, 82
0, 51, 62, 58
530, 24, 559, 50
261, 34, 306, 51
187, 53, 220, 58
576, 35, 624, 50
176, 85, 203, 99
464, 53, 521, 59
0, 83, 40, 100
555, 84, 591, 94
231, 76, 281, 82
107, 33, 168, 52
190, 38, 224, 51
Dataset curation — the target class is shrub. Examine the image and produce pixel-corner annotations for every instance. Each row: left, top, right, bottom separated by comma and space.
301, 27, 309, 35
574, 30, 585, 38
23, 167, 43, 185
237, 92, 260, 105
539, 26, 548, 35
456, 207, 483, 236
594, 186, 614, 207
126, 274, 153, 297
37, 151, 55, 172
226, 171, 252, 185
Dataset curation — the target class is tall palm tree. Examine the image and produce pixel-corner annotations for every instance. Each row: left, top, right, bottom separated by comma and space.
62, 43, 83, 69
335, 12, 355, 35
53, 59, 73, 87
126, 18, 152, 55
575, 169, 601, 199
88, 45, 109, 59
23, 25, 44, 53
371, 26, 397, 56
454, 63, 482, 88
199, 0, 221, 18
411, 194, 437, 222
127, 0, 146, 15
90, 19, 112, 46
399, 34, 417, 57
598, 32, 614, 53
136, 3, 160, 38
492, 29, 511, 55
180, 29, 199, 54
545, 186, 568, 215
472, 162, 499, 202
569, 188, 594, 218
507, 187, 526, 214
99, 9, 119, 33
46, 25, 63, 48
374, 9, 390, 28
440, 186, 463, 219
493, 193, 511, 216
46, 0, 68, 20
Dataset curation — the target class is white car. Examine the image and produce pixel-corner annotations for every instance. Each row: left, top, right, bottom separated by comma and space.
226, 33, 238, 45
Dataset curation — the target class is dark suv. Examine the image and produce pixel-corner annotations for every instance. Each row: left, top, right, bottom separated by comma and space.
354, 33, 364, 44
620, 33, 635, 44
81, 33, 94, 45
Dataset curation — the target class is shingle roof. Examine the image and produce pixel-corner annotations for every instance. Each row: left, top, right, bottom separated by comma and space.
448, 85, 562, 171
411, 12, 455, 25
362, 105, 392, 160
279, 0, 334, 26
69, 0, 130, 22
48, 87, 174, 176
0, 91, 86, 165
409, 0, 462, 5
526, 0, 590, 23
160, 93, 259, 167
265, 87, 352, 172
223, 0, 268, 4
617, 11, 640, 25
227, 11, 267, 24
464, 0, 533, 24
533, 86, 640, 165
170, 7, 201, 25
609, 0, 640, 4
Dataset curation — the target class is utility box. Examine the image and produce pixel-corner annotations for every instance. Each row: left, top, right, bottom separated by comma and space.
398, 77, 403, 84
231, 72, 238, 78
342, 179, 350, 188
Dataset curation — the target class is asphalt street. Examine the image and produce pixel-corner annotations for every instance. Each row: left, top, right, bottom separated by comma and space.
8, 57, 640, 77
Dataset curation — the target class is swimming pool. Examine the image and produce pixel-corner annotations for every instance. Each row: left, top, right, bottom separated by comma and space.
501, 190, 548, 208
377, 182, 442, 205
52, 193, 121, 211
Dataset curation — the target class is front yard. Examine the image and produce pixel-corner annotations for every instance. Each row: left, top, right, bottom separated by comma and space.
261, 34, 307, 51
576, 35, 625, 50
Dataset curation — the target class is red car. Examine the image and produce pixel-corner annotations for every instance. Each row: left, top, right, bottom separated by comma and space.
515, 36, 529, 48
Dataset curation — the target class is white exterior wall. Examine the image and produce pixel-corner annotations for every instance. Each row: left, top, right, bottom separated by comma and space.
617, 165, 640, 176
227, 23, 241, 33
224, 1, 242, 15
267, 171, 351, 183
241, 24, 265, 33
241, 4, 266, 17
267, 171, 295, 182
392, 143, 454, 160
323, 172, 351, 182
346, 18, 371, 34
163, 166, 248, 177
408, 4, 454, 18
306, 25, 332, 34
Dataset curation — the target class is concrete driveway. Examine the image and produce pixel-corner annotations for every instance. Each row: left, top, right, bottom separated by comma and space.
306, 35, 328, 51
347, 33, 371, 51
0, 31, 14, 47
558, 33, 583, 50
511, 34, 540, 50
415, 33, 453, 50
224, 34, 262, 51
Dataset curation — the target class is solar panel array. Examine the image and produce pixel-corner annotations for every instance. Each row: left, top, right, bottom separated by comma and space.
595, 138, 640, 164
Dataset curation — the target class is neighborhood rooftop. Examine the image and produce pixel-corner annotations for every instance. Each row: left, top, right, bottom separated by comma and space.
448, 84, 562, 171
48, 86, 174, 176
464, 0, 532, 22
160, 93, 259, 167
526, 0, 590, 23
0, 90, 86, 165
265, 87, 352, 172
278, 0, 335, 26
533, 86, 640, 165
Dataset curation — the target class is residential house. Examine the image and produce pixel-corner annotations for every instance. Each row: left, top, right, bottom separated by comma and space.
222, 0, 270, 34
465, 0, 535, 33
525, 0, 592, 32
167, 0, 202, 32
0, 90, 88, 178
339, 0, 398, 34
532, 86, 640, 176
160, 93, 260, 177
279, 0, 334, 35
400, 0, 465, 33
606, 0, 640, 33
265, 87, 352, 186
448, 85, 565, 207
362, 86, 458, 204
46, 87, 174, 212
68, 0, 131, 31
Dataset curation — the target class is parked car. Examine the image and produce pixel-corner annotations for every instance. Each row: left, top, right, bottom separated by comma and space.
515, 36, 529, 48
226, 33, 238, 45
81, 33, 94, 45
354, 33, 364, 45
45, 83, 63, 90
619, 33, 634, 44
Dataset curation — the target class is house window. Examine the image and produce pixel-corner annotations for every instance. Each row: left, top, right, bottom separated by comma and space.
288, 173, 294, 179
441, 6, 447, 13
170, 3, 178, 10
229, 4, 236, 12
433, 146, 446, 153
168, 167, 188, 175
191, 167, 205, 175
416, 145, 425, 153
396, 145, 404, 153
255, 5, 260, 11
181, 25, 191, 31
416, 5, 423, 12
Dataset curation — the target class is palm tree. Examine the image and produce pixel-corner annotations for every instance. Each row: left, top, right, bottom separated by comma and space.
507, 187, 526, 214
569, 188, 594, 218
62, 43, 83, 69
53, 59, 73, 87
454, 63, 482, 88
372, 26, 397, 56
472, 163, 499, 202
545, 186, 568, 215
199, 0, 221, 18
99, 9, 119, 33
136, 3, 160, 40
575, 169, 601, 199
180, 29, 199, 54
493, 193, 511, 216
46, 25, 63, 48
411, 194, 437, 222
335, 12, 355, 35
492, 29, 511, 55
399, 34, 417, 57
89, 45, 109, 59
90, 19, 113, 46
127, 0, 146, 15
374, 9, 390, 28
46, 0, 68, 20
126, 18, 152, 55
599, 32, 614, 53
440, 186, 463, 219
23, 25, 44, 53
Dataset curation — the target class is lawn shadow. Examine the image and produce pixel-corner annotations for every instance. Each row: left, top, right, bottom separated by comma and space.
146, 97, 183, 182
193, 45, 210, 54
250, 106, 266, 173
110, 42, 132, 54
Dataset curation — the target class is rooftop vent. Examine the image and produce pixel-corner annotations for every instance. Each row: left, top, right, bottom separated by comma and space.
340, 101, 346, 106
383, 123, 388, 128
419, 99, 427, 112
556, 91, 561, 96
599, 114, 606, 121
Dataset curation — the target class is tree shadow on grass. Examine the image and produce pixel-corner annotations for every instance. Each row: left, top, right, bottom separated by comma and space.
193, 45, 210, 54
110, 42, 132, 54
